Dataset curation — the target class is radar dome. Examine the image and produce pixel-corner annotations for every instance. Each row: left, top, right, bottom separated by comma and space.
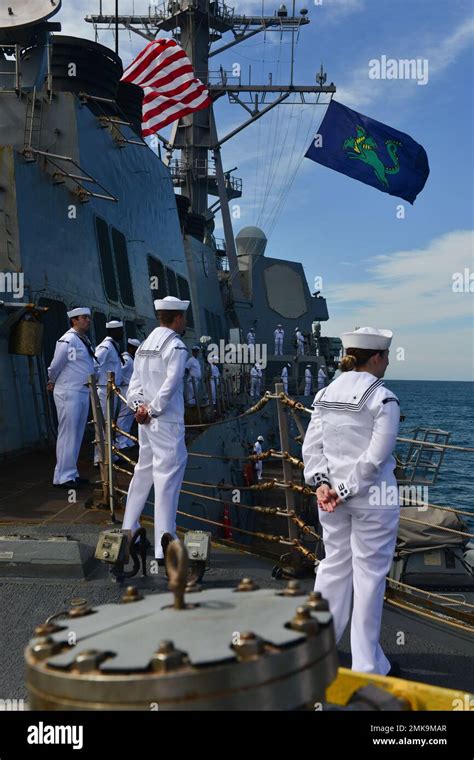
235, 226, 267, 257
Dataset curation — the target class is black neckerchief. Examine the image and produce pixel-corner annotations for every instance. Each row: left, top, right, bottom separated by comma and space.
71, 330, 97, 362
109, 338, 125, 365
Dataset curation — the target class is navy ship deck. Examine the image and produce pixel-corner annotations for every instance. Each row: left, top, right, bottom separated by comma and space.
0, 446, 473, 701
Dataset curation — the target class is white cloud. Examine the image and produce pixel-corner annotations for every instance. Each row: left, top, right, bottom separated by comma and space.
322, 230, 474, 380
335, 14, 474, 108
428, 16, 474, 77
316, 0, 365, 23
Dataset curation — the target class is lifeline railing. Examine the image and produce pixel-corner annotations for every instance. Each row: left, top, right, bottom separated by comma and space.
88, 372, 474, 632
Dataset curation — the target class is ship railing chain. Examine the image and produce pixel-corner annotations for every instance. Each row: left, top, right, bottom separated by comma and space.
111, 381, 474, 454
248, 448, 304, 469
275, 391, 474, 453
112, 421, 138, 445
110, 444, 472, 529
385, 576, 474, 610
109, 382, 474, 589
111, 481, 474, 620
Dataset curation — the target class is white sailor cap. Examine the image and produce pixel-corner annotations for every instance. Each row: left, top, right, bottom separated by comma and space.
257, 435, 264, 442
192, 345, 200, 351
306, 364, 312, 368
154, 296, 189, 311
294, 327, 299, 331
127, 338, 141, 347
67, 307, 91, 319
106, 320, 123, 329
341, 326, 393, 351
287, 363, 292, 368
277, 324, 282, 326
211, 356, 220, 364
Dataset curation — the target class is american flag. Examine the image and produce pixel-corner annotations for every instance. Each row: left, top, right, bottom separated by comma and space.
121, 38, 212, 137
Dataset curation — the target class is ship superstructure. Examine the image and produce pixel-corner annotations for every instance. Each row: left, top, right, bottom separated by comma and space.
0, 0, 341, 457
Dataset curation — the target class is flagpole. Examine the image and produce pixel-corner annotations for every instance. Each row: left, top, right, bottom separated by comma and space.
290, 0, 295, 86
115, 0, 119, 56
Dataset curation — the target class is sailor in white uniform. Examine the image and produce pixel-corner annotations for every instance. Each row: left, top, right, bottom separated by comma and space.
115, 338, 141, 450
281, 363, 291, 394
185, 345, 202, 406
122, 296, 189, 562
304, 365, 313, 395
210, 356, 220, 406
302, 327, 400, 676
94, 320, 124, 464
250, 362, 263, 397
274, 324, 284, 355
247, 327, 256, 346
253, 435, 264, 481
317, 365, 327, 390
295, 327, 305, 356
47, 307, 97, 488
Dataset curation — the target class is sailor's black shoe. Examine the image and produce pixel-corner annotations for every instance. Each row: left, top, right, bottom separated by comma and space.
161, 532, 174, 561
54, 480, 80, 489
75, 477, 90, 485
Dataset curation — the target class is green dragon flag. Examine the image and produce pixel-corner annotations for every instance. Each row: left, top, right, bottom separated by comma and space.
305, 100, 430, 204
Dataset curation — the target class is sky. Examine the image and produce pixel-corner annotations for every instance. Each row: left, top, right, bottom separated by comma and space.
56, 0, 473, 381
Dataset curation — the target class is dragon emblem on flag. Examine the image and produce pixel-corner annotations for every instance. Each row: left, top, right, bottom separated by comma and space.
343, 126, 402, 187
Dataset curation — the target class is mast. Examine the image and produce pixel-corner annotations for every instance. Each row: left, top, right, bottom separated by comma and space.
85, 1, 336, 299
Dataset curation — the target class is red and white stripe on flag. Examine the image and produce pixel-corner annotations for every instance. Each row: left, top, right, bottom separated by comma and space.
121, 38, 211, 136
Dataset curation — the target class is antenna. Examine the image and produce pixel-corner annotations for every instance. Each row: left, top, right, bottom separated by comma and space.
0, 0, 62, 29
115, 0, 119, 55
84, 1, 335, 302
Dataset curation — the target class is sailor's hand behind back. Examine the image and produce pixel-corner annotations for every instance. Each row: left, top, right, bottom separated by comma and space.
316, 484, 341, 512
135, 404, 151, 425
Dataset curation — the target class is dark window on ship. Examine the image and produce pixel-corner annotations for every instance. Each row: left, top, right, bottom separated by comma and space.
38, 298, 69, 368
111, 228, 135, 307
205, 308, 216, 341
215, 314, 224, 341
166, 267, 179, 298
125, 320, 136, 340
95, 217, 118, 302
204, 309, 224, 342
148, 256, 167, 302
93, 311, 107, 344
177, 275, 194, 328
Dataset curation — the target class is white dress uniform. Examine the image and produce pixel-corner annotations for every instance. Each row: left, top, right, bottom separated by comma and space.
304, 366, 312, 395
247, 329, 255, 346
48, 321, 97, 485
253, 437, 264, 480
250, 364, 262, 397
185, 352, 202, 405
94, 329, 124, 463
122, 320, 189, 559
317, 366, 327, 390
302, 328, 399, 676
210, 362, 220, 404
281, 365, 290, 394
115, 340, 141, 449
250, 366, 259, 397
274, 326, 284, 355
295, 329, 305, 356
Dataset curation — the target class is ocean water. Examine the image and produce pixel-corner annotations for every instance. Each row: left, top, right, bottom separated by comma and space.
385, 380, 474, 532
